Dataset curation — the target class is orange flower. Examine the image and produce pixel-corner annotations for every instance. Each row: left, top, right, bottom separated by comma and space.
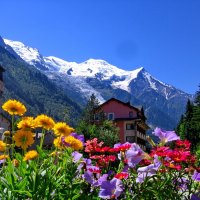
17, 117, 35, 130
53, 122, 74, 137
53, 136, 65, 150
34, 114, 55, 130
23, 150, 38, 161
13, 130, 34, 150
0, 140, 6, 152
2, 99, 26, 116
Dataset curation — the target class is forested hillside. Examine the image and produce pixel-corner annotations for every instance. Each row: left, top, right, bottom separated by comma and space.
0, 46, 81, 125
176, 85, 200, 150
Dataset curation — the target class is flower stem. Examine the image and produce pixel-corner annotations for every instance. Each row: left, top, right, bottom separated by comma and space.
11, 115, 15, 157
39, 129, 45, 149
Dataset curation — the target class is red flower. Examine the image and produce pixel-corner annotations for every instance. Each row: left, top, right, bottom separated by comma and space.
85, 138, 104, 153
95, 146, 111, 153
150, 146, 170, 157
115, 172, 129, 180
139, 159, 152, 166
164, 162, 182, 170
167, 150, 190, 163
98, 155, 117, 167
175, 140, 191, 150
110, 143, 132, 152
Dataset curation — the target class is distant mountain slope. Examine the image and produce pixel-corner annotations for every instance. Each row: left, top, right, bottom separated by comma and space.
3, 37, 193, 130
0, 44, 81, 125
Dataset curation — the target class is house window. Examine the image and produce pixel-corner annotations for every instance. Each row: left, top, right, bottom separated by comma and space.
108, 113, 114, 120
94, 114, 99, 120
129, 111, 133, 118
126, 136, 135, 143
126, 123, 135, 130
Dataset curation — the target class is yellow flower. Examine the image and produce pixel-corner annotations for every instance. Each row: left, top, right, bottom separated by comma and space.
50, 151, 62, 157
53, 122, 74, 137
0, 155, 9, 160
0, 140, 6, 151
13, 130, 34, 150
23, 150, 38, 161
17, 117, 35, 130
3, 131, 11, 137
34, 114, 55, 130
12, 159, 19, 167
53, 136, 65, 150
63, 136, 83, 151
2, 99, 26, 116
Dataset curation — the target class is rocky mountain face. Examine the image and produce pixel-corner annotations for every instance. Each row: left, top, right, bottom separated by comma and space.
0, 38, 81, 126
1, 36, 193, 129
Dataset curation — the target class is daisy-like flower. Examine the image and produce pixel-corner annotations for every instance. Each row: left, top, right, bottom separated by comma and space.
34, 114, 55, 130
2, 99, 26, 116
53, 136, 66, 150
62, 135, 83, 151
23, 150, 38, 161
53, 122, 74, 137
0, 140, 6, 151
17, 117, 35, 130
13, 130, 34, 150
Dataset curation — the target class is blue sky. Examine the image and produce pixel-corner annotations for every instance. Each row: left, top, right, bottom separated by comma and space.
0, 0, 200, 94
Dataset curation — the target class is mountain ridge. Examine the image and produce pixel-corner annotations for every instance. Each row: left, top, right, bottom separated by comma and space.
1, 36, 193, 130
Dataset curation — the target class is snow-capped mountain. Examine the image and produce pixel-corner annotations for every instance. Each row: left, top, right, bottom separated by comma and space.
2, 37, 192, 129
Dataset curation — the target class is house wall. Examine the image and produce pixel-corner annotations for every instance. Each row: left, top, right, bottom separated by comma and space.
101, 100, 138, 118
116, 121, 125, 143
99, 99, 147, 150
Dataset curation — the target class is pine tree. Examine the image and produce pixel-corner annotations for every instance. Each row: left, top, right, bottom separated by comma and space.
176, 115, 186, 140
176, 85, 200, 151
81, 93, 101, 124
194, 84, 200, 106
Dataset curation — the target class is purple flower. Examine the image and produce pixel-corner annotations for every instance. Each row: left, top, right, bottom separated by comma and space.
72, 151, 83, 163
61, 132, 84, 147
0, 159, 6, 164
70, 132, 85, 144
173, 177, 189, 190
136, 155, 161, 183
99, 178, 123, 199
93, 174, 108, 187
191, 193, 200, 200
192, 170, 200, 182
153, 127, 180, 144
125, 143, 149, 168
83, 165, 108, 188
114, 142, 131, 160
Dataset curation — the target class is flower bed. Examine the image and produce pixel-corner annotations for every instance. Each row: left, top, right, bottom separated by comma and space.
0, 99, 199, 199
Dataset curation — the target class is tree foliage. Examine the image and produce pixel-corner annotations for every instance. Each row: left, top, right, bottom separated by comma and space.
0, 46, 81, 125
176, 85, 200, 151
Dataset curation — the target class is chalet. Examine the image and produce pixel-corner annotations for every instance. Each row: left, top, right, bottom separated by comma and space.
95, 98, 149, 150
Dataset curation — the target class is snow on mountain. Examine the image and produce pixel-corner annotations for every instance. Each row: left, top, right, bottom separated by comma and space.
3, 38, 188, 102
2, 37, 193, 130
4, 39, 43, 65
3, 38, 146, 94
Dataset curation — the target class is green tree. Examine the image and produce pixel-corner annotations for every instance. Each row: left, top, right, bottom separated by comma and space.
194, 84, 200, 106
176, 86, 200, 151
76, 94, 119, 146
